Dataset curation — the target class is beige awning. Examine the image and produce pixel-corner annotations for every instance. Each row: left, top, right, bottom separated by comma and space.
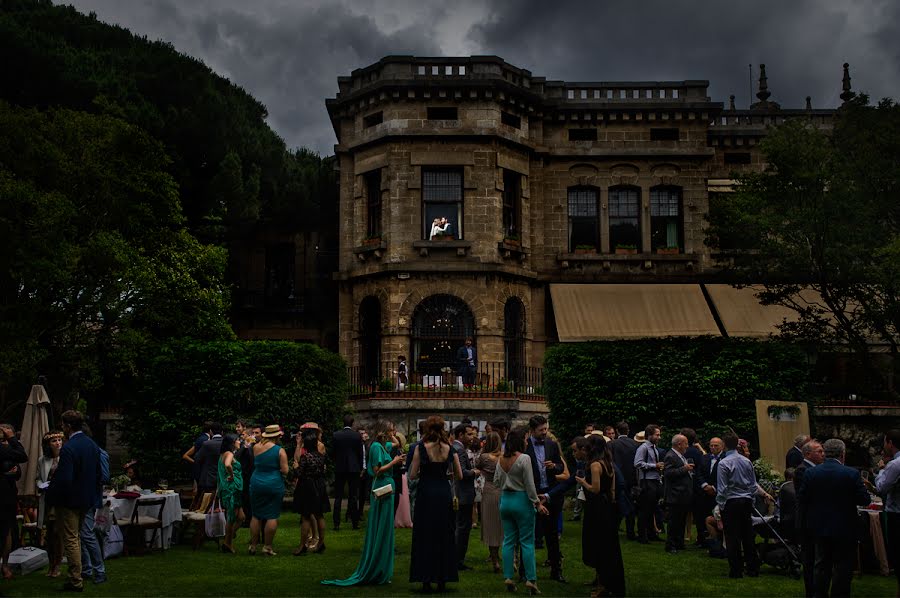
704, 284, 801, 337
549, 284, 721, 341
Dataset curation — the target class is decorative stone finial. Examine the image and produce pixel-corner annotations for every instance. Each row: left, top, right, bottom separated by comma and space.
756, 64, 771, 103
729, 95, 736, 111
840, 62, 854, 104
805, 96, 812, 110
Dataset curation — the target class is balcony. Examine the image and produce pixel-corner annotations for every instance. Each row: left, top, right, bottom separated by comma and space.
348, 361, 545, 403
812, 383, 900, 417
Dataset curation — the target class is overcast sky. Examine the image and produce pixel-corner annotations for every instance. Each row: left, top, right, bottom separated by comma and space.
66, 0, 900, 156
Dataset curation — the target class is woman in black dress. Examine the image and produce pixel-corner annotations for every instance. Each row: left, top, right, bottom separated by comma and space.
574, 434, 625, 598
293, 428, 330, 555
407, 416, 463, 593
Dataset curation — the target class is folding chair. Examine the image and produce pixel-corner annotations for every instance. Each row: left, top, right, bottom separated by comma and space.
117, 497, 166, 555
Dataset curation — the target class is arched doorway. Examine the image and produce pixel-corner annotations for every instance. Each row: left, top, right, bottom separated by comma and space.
504, 298, 526, 387
412, 294, 475, 375
359, 296, 382, 385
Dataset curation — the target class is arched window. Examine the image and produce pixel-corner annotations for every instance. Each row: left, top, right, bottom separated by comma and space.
412, 294, 475, 375
567, 187, 599, 251
359, 297, 382, 385
608, 186, 641, 252
504, 298, 526, 386
650, 186, 683, 253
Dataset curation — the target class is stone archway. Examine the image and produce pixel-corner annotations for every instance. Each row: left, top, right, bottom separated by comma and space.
410, 294, 476, 376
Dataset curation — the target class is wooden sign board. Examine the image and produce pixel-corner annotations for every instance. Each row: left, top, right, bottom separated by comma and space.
755, 399, 810, 469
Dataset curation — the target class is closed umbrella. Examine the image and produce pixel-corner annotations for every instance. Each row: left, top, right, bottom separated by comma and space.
17, 384, 51, 495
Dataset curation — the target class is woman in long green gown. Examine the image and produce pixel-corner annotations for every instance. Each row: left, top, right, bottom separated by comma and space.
217, 433, 244, 553
322, 420, 404, 586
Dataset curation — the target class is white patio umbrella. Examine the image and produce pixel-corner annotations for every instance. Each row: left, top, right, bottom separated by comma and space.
17, 384, 51, 495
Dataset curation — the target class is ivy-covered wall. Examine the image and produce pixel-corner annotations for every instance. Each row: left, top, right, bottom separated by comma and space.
119, 340, 348, 480
544, 339, 811, 448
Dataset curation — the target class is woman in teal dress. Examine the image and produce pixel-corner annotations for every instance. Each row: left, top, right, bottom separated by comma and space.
249, 425, 289, 556
217, 433, 244, 553
322, 419, 404, 587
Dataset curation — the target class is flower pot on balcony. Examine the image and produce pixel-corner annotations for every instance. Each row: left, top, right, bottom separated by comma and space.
615, 247, 637, 255
503, 237, 521, 246
574, 248, 597, 255
362, 236, 382, 246
655, 247, 680, 255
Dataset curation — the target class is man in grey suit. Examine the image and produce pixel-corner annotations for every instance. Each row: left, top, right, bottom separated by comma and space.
194, 422, 224, 498
452, 423, 480, 570
663, 434, 695, 554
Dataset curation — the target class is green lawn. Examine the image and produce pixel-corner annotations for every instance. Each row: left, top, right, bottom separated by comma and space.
2, 513, 894, 597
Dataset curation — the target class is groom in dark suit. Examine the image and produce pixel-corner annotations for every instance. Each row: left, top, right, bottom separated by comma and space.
526, 415, 567, 582
456, 337, 477, 388
332, 414, 363, 530
798, 438, 870, 598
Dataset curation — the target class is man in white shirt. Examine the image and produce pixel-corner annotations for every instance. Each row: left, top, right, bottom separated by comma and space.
875, 429, 900, 594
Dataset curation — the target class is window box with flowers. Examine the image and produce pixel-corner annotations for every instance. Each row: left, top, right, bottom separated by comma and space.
362, 233, 382, 247
655, 245, 680, 255
502, 234, 521, 247
615, 244, 638, 255
574, 244, 597, 255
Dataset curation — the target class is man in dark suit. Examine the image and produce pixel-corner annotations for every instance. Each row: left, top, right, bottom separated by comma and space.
47, 410, 101, 592
332, 414, 363, 530
680, 427, 710, 546
525, 415, 567, 582
786, 434, 810, 470
609, 421, 640, 539
663, 434, 695, 554
456, 337, 477, 388
794, 439, 824, 598
798, 438, 870, 598
452, 423, 479, 570
194, 422, 224, 499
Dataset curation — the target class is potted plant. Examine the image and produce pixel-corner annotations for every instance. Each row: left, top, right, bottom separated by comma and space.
440, 366, 455, 386
655, 245, 680, 255
615, 244, 637, 255
503, 233, 521, 246
432, 233, 454, 242
767, 403, 802, 421
377, 377, 395, 392
362, 233, 382, 246
574, 244, 596, 255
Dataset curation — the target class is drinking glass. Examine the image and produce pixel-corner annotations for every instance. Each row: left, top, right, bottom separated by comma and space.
159, 479, 168, 491
687, 458, 695, 465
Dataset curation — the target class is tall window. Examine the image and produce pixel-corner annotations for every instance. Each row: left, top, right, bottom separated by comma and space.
423, 169, 463, 240
365, 170, 382, 238
411, 294, 475, 375
608, 186, 641, 251
567, 187, 599, 251
650, 186, 682, 252
502, 170, 520, 237
504, 298, 526, 386
265, 243, 295, 307
359, 296, 382, 385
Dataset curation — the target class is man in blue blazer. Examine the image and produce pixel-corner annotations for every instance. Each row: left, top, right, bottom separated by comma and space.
456, 337, 477, 388
797, 438, 870, 598
47, 410, 101, 592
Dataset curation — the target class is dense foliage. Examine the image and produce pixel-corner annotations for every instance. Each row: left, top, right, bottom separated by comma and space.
120, 340, 348, 480
706, 97, 900, 393
543, 339, 810, 448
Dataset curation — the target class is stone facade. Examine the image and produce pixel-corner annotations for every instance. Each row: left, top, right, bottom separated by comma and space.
327, 56, 838, 382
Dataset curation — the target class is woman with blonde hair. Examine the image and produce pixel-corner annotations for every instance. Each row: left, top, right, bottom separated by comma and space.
322, 419, 404, 586
408, 416, 462, 592
249, 425, 288, 556
37, 431, 64, 577
476, 431, 503, 573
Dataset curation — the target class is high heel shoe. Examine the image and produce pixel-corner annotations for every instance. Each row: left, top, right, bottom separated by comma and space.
262, 546, 277, 556
313, 542, 326, 554
248, 544, 257, 555
220, 543, 235, 554
504, 578, 517, 593
492, 560, 501, 574
292, 544, 308, 556
525, 581, 541, 595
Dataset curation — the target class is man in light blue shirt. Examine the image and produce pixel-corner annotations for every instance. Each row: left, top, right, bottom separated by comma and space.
716, 433, 760, 578
875, 429, 900, 593
633, 424, 663, 543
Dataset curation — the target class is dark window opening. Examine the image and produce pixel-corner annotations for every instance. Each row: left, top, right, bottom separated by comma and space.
423, 169, 463, 240
504, 298, 526, 386
724, 152, 752, 165
412, 294, 475, 376
501, 111, 521, 129
650, 128, 679, 141
569, 128, 598, 142
365, 170, 382, 238
427, 106, 458, 120
567, 187, 599, 251
650, 186, 682, 252
359, 296, 382, 386
265, 243, 296, 307
608, 187, 641, 251
502, 170, 521, 238
363, 111, 383, 128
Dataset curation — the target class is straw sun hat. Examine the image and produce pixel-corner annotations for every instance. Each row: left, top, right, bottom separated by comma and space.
261, 424, 283, 439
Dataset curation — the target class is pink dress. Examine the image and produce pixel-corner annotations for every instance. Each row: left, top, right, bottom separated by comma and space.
394, 474, 413, 528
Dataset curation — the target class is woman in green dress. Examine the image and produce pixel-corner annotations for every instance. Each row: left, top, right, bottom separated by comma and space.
217, 432, 244, 553
322, 419, 405, 587
250, 425, 289, 556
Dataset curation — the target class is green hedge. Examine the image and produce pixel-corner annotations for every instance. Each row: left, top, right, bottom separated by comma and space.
544, 339, 810, 448
119, 339, 347, 481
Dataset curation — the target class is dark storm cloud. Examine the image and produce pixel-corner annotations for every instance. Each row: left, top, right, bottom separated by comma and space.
468, 0, 900, 111
64, 1, 900, 155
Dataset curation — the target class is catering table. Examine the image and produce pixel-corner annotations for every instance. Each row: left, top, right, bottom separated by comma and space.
106, 492, 182, 549
858, 507, 890, 576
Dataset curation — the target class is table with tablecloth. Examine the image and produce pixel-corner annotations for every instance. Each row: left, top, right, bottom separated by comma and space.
105, 492, 182, 549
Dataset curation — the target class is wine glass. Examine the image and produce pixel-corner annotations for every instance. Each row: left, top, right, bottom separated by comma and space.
158, 479, 168, 491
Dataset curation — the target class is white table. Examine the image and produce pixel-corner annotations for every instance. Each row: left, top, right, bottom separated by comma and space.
106, 492, 182, 549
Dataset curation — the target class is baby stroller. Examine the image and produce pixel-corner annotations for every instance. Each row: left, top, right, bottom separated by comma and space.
752, 505, 801, 578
